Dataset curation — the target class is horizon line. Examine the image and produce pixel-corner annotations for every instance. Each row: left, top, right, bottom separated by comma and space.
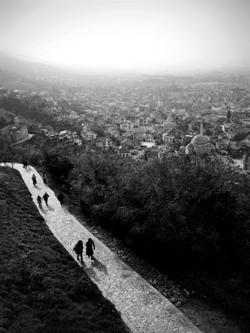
1, 51, 250, 77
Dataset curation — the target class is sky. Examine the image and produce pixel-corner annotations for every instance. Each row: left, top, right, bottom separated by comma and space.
0, 0, 250, 74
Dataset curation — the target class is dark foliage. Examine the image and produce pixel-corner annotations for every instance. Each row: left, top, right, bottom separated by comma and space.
45, 153, 74, 183
2, 137, 250, 325
66, 151, 250, 325
44, 150, 250, 274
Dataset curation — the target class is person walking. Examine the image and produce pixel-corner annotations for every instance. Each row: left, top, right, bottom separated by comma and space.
42, 172, 47, 184
86, 238, 95, 260
58, 192, 65, 205
37, 195, 43, 208
43, 192, 49, 206
32, 174, 37, 186
23, 161, 28, 169
73, 240, 83, 263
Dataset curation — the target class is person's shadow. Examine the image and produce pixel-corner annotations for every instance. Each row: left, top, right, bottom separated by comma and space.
81, 260, 100, 281
47, 205, 54, 211
91, 257, 108, 275
38, 204, 45, 212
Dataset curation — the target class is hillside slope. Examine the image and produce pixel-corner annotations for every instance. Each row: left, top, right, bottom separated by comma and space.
0, 167, 129, 333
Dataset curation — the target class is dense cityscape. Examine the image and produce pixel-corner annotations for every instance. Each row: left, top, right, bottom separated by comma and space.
0, 68, 250, 170
1, 66, 250, 170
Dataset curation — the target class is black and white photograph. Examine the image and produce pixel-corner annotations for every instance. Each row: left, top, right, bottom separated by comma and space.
0, 0, 250, 332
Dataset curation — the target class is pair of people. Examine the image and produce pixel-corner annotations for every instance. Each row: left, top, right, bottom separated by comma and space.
73, 238, 95, 262
37, 192, 49, 207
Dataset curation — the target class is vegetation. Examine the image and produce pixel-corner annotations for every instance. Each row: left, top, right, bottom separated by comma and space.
1, 136, 250, 327
0, 95, 79, 132
66, 153, 250, 269
45, 149, 250, 327
0, 167, 128, 333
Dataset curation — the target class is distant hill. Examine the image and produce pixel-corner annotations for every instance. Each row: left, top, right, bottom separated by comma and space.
1, 52, 250, 89
0, 166, 128, 333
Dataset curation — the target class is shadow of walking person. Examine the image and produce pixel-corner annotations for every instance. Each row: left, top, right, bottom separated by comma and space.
38, 204, 45, 213
84, 266, 100, 282
47, 205, 54, 211
91, 257, 108, 275
79, 257, 86, 268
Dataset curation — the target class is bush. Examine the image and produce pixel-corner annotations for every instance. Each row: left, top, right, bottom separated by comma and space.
29, 152, 43, 166
74, 152, 250, 273
45, 153, 73, 182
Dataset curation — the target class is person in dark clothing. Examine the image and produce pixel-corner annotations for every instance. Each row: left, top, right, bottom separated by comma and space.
42, 172, 47, 184
23, 161, 28, 169
73, 240, 83, 263
43, 192, 49, 206
32, 174, 37, 186
86, 238, 95, 260
57, 192, 65, 205
37, 195, 42, 208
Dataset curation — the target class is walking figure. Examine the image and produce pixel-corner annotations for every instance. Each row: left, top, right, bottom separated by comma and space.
32, 174, 37, 186
42, 172, 47, 184
86, 238, 95, 260
37, 195, 42, 208
58, 192, 65, 205
73, 240, 83, 263
43, 192, 49, 206
23, 161, 28, 169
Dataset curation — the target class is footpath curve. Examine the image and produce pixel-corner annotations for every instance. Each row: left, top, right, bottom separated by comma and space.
1, 163, 201, 333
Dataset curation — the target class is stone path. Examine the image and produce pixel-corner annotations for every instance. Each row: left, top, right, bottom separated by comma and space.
1, 163, 201, 333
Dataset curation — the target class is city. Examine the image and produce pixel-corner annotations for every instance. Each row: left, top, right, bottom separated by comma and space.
0, 0, 250, 333
1, 68, 250, 170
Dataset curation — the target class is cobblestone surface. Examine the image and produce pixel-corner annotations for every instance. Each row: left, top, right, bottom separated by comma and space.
2, 163, 201, 333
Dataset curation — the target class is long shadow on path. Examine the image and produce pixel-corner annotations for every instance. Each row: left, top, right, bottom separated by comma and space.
91, 257, 108, 275
46, 205, 54, 211
80, 260, 100, 282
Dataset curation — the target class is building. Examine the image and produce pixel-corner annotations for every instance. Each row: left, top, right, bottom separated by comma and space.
9, 125, 29, 143
120, 121, 133, 131
185, 121, 214, 158
118, 146, 131, 157
0, 117, 29, 143
162, 133, 175, 145
80, 129, 97, 141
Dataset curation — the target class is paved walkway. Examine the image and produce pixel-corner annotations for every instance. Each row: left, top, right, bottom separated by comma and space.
1, 163, 201, 333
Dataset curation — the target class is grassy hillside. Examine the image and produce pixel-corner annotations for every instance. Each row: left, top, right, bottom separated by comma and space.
0, 167, 129, 333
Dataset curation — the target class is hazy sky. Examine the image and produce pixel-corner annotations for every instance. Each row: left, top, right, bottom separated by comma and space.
0, 0, 250, 73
